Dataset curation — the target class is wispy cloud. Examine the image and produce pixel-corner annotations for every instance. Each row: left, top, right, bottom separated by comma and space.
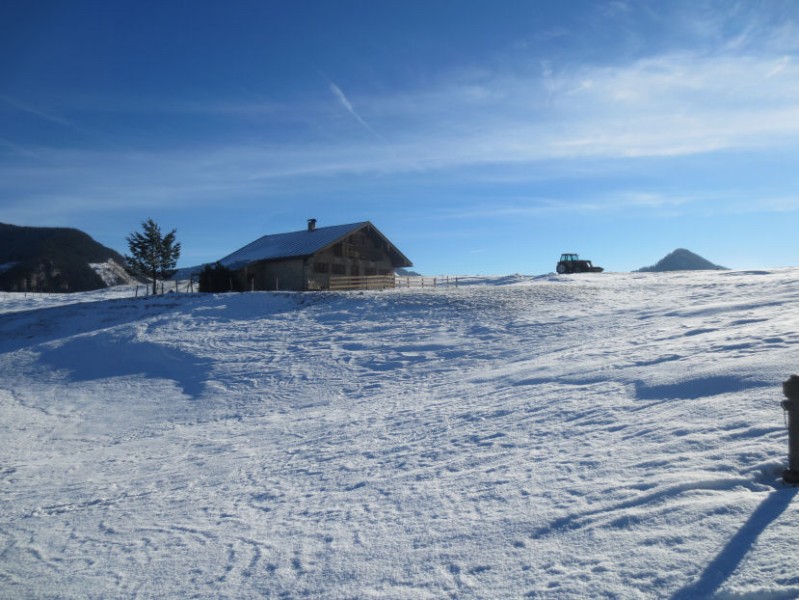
0, 95, 83, 132
10, 46, 799, 179
766, 56, 791, 78
327, 81, 387, 142
0, 137, 38, 158
6, 21, 799, 227
434, 191, 702, 221
7, 47, 799, 188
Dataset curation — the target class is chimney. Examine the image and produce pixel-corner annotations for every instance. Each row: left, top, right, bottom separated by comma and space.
307, 218, 317, 232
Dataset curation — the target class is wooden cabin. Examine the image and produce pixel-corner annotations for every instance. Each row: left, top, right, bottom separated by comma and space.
219, 219, 413, 291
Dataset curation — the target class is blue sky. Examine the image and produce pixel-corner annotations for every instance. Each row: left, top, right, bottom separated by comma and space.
2, 0, 799, 274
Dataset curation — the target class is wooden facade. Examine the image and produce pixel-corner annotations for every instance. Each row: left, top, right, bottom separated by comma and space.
224, 221, 412, 292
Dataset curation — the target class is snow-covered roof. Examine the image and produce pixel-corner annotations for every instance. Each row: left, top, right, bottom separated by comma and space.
219, 221, 411, 269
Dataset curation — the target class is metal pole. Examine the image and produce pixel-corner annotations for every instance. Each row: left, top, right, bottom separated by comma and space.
782, 375, 799, 483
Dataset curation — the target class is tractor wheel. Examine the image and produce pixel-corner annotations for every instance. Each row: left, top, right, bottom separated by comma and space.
556, 263, 566, 274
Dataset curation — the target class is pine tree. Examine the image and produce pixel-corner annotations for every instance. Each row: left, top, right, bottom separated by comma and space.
125, 218, 181, 295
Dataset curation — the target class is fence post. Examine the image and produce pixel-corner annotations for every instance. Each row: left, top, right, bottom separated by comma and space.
782, 375, 799, 483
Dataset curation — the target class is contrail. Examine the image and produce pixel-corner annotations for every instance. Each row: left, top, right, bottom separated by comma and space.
328, 81, 386, 142
0, 94, 80, 130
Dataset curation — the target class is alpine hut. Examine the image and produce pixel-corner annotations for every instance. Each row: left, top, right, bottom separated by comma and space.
219, 219, 413, 291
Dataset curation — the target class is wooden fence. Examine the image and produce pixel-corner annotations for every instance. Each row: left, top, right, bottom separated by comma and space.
127, 275, 461, 294
134, 279, 197, 297
328, 275, 397, 291
327, 275, 461, 291
394, 276, 459, 288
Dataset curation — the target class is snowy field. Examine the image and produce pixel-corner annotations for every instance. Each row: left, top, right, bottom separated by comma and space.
2, 269, 799, 599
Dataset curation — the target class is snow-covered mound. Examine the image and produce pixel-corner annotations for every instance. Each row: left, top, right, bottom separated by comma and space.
2, 269, 799, 598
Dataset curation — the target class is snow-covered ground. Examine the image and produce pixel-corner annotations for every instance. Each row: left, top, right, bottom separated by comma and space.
2, 269, 799, 599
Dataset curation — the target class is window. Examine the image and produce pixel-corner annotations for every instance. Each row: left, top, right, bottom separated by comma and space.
314, 262, 329, 273
331, 264, 346, 275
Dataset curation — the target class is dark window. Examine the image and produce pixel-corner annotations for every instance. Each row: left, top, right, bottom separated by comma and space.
351, 264, 360, 276
314, 262, 329, 273
331, 264, 346, 275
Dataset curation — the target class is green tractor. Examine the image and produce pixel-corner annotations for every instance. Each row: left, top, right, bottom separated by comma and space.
556, 253, 604, 274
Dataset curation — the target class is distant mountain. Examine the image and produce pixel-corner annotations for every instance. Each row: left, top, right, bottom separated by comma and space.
0, 223, 137, 293
637, 248, 727, 272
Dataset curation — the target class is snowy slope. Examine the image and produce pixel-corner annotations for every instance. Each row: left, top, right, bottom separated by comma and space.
2, 270, 799, 599
89, 259, 139, 287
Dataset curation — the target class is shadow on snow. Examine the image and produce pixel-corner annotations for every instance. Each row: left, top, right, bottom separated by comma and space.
38, 333, 210, 399
671, 486, 798, 599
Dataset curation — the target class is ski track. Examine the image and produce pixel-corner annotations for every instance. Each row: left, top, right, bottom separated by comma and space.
1, 270, 799, 598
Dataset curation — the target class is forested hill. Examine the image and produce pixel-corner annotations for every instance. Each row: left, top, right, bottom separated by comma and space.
0, 223, 135, 292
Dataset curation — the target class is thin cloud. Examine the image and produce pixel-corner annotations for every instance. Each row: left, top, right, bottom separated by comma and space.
766, 56, 790, 78
327, 81, 387, 142
0, 95, 82, 132
438, 191, 698, 220
0, 137, 38, 158
6, 46, 799, 224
